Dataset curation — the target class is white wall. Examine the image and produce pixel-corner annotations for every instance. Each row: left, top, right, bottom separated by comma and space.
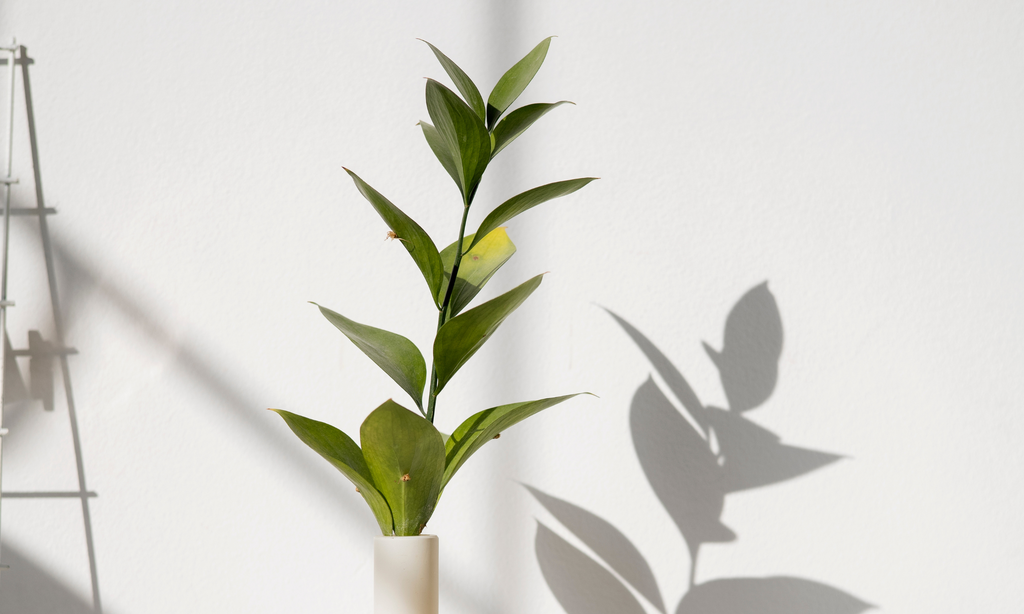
0, 1, 1022, 613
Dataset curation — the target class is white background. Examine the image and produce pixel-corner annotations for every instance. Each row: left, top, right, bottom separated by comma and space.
0, 1, 1022, 613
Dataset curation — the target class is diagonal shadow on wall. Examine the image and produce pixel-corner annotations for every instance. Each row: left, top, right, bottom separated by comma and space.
0, 540, 105, 614
1, 228, 491, 614
528, 282, 873, 614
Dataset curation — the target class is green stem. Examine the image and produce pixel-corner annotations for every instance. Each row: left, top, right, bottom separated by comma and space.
426, 195, 473, 423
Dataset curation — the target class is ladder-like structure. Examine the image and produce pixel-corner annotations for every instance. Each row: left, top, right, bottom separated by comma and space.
0, 41, 102, 612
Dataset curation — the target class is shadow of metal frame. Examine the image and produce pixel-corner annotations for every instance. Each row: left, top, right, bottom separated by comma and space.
0, 44, 103, 613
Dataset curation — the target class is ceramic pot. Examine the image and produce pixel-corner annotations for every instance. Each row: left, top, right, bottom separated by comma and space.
374, 534, 438, 614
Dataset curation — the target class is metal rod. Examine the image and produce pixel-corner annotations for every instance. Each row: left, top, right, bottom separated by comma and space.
20, 44, 103, 612
0, 37, 18, 580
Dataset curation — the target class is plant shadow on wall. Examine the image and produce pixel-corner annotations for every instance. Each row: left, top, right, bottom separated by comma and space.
526, 282, 874, 614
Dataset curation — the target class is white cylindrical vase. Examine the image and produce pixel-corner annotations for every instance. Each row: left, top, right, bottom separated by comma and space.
374, 535, 438, 614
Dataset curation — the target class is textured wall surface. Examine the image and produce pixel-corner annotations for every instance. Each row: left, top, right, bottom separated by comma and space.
0, 1, 1022, 613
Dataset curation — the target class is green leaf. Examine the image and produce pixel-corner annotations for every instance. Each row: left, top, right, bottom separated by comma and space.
360, 400, 446, 536
419, 40, 485, 121
433, 274, 543, 394
418, 121, 461, 191
491, 101, 572, 159
314, 303, 427, 412
343, 169, 443, 306
271, 409, 394, 535
425, 79, 491, 203
470, 178, 597, 251
435, 231, 476, 308
437, 228, 517, 316
442, 393, 588, 488
486, 37, 553, 129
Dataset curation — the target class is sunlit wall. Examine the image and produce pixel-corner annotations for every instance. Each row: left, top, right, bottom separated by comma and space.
0, 1, 1021, 613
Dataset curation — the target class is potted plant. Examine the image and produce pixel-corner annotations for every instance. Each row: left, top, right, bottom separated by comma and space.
271, 38, 595, 614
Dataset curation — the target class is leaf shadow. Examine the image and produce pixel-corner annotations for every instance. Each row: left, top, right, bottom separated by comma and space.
532, 282, 872, 614
525, 485, 666, 613
677, 577, 874, 614
702, 282, 783, 413
630, 376, 734, 565
535, 522, 647, 614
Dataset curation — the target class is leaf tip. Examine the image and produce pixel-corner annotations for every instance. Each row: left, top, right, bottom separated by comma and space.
702, 340, 721, 363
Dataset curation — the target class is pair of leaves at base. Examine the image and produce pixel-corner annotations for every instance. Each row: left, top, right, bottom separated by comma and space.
272, 394, 585, 535
272, 401, 442, 536
315, 272, 542, 411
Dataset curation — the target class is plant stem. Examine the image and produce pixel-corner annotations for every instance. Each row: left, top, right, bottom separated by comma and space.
426, 196, 473, 423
